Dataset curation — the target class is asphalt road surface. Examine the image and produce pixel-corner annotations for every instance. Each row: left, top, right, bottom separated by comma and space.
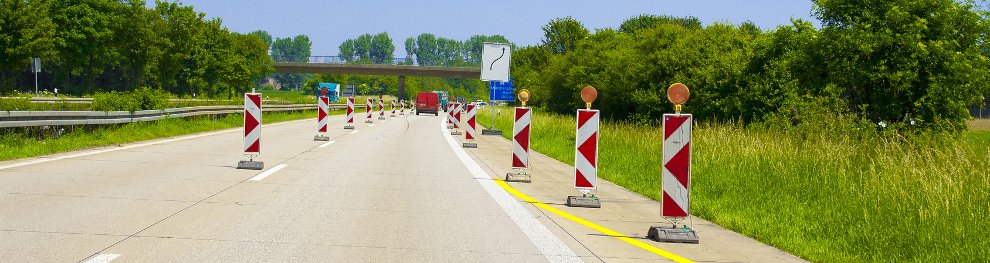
0, 113, 805, 263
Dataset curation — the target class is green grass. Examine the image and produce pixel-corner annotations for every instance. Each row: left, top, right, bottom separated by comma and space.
0, 109, 341, 162
479, 106, 989, 263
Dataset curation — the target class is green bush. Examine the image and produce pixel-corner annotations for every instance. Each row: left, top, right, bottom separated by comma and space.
0, 96, 32, 111
92, 88, 170, 112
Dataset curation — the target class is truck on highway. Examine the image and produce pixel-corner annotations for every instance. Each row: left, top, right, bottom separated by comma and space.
416, 91, 440, 116
434, 91, 448, 111
318, 83, 340, 102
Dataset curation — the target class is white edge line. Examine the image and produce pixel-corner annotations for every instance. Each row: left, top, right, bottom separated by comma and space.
249, 164, 287, 181
440, 119, 583, 263
369, 124, 376, 127
349, 130, 360, 134
318, 141, 336, 148
0, 118, 312, 171
83, 254, 120, 263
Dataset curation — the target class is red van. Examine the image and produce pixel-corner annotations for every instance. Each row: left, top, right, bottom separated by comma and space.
416, 92, 439, 116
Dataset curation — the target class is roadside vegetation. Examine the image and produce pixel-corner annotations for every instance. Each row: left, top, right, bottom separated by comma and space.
0, 109, 336, 162
480, 107, 989, 263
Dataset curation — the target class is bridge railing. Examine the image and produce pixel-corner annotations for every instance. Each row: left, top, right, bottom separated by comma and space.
272, 56, 415, 66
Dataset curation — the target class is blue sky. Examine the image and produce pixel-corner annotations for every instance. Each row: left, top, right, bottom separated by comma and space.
166, 0, 816, 57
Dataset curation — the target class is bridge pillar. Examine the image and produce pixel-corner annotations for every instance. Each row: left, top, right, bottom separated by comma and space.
398, 76, 406, 100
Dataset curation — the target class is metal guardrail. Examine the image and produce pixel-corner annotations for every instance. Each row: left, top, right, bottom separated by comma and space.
0, 104, 346, 128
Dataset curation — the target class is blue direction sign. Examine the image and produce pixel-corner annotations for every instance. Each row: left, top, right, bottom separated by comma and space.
489, 80, 514, 101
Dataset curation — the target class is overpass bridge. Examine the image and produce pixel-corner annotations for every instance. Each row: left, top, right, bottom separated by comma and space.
273, 56, 482, 99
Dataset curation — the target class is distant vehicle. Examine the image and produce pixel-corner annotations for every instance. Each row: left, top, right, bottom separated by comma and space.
318, 83, 340, 102
434, 91, 448, 110
416, 92, 440, 116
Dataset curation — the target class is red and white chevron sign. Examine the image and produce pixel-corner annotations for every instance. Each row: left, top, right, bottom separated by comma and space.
243, 93, 262, 154
447, 103, 454, 125
391, 100, 396, 115
400, 100, 405, 114
366, 98, 373, 119
452, 103, 462, 129
512, 107, 532, 169
346, 97, 355, 124
465, 103, 477, 140
378, 99, 384, 117
574, 109, 599, 193
317, 96, 329, 133
662, 114, 692, 218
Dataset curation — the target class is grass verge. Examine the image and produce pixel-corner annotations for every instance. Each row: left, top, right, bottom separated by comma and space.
0, 109, 341, 162
479, 106, 989, 263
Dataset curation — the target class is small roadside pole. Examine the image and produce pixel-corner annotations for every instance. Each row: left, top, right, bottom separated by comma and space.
390, 100, 396, 117
648, 83, 700, 244
32, 58, 41, 94
446, 103, 455, 129
506, 89, 533, 183
567, 86, 602, 208
344, 97, 355, 129
378, 95, 385, 120
237, 93, 264, 170
450, 102, 462, 136
463, 102, 478, 148
314, 86, 330, 141
365, 98, 373, 123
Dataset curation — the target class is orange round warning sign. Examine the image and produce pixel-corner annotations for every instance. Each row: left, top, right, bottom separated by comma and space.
667, 83, 690, 105
581, 86, 598, 103
320, 86, 328, 97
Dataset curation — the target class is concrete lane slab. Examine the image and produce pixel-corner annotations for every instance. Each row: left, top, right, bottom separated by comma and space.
0, 230, 123, 263
0, 193, 192, 236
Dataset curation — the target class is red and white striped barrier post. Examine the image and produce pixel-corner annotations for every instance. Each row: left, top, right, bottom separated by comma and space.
446, 103, 454, 128
315, 95, 330, 141
649, 83, 699, 243
506, 90, 533, 182
463, 103, 478, 148
400, 100, 406, 115
567, 86, 601, 208
237, 93, 264, 170
390, 100, 396, 117
344, 97, 355, 129
450, 102, 462, 135
377, 96, 385, 120
365, 98, 373, 123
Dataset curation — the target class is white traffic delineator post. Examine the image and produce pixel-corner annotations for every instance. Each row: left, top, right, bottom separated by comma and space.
506, 106, 532, 182
365, 98, 373, 123
649, 83, 699, 244
390, 100, 396, 117
450, 102, 462, 135
238, 93, 264, 170
463, 103, 478, 148
567, 86, 601, 208
399, 100, 406, 115
315, 96, 330, 141
378, 98, 385, 120
344, 97, 355, 129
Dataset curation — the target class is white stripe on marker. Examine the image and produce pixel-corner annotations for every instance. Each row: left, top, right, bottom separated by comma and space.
84, 254, 120, 263
349, 130, 360, 135
249, 164, 287, 181
318, 141, 336, 148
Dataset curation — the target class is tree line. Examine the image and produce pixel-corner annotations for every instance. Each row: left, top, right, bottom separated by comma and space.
0, 0, 272, 98
512, 0, 990, 132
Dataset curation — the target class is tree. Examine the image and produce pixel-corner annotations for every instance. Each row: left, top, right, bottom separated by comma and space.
812, 0, 990, 131
618, 14, 702, 33
541, 17, 589, 54
370, 32, 395, 64
404, 37, 416, 64
271, 35, 311, 90
0, 0, 57, 93
248, 30, 273, 52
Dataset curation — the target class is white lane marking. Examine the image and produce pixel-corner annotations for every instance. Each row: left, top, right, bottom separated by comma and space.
382, 120, 387, 123
83, 254, 120, 263
369, 124, 376, 127
249, 164, 287, 181
0, 119, 312, 171
440, 120, 582, 263
318, 141, 336, 148
349, 130, 360, 134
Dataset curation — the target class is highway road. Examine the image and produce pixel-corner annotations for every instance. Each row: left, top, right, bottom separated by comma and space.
0, 113, 805, 262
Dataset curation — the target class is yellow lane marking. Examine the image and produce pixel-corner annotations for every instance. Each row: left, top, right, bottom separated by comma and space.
494, 179, 695, 263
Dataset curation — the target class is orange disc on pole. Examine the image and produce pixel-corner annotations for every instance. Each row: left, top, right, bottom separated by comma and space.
320, 86, 328, 97
581, 86, 598, 103
667, 83, 690, 105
